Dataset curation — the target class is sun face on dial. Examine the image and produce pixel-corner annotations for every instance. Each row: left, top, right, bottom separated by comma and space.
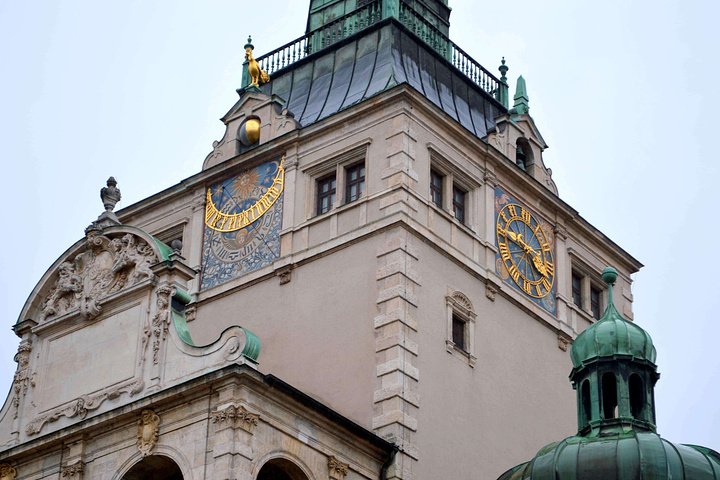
496, 202, 555, 299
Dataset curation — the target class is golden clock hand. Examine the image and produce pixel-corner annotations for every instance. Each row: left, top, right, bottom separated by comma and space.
531, 254, 549, 278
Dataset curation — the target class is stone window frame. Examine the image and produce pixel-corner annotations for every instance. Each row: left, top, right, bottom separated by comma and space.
568, 255, 607, 321
428, 148, 478, 230
304, 144, 368, 219
445, 288, 477, 367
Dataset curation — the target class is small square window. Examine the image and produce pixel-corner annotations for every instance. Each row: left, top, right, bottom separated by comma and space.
345, 163, 365, 203
430, 170, 443, 208
572, 272, 582, 308
453, 186, 466, 224
317, 174, 336, 215
591, 286, 602, 320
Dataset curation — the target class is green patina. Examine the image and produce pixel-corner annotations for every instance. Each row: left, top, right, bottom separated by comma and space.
168, 286, 261, 363
497, 267, 720, 480
498, 57, 509, 109
510, 75, 529, 115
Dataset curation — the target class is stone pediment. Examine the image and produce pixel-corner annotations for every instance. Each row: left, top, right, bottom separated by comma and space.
21, 225, 171, 325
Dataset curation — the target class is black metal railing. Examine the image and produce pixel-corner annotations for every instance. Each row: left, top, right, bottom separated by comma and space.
254, 0, 506, 103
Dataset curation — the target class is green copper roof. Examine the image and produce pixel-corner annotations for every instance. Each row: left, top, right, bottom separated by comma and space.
498, 431, 720, 480
510, 75, 529, 115
570, 268, 656, 369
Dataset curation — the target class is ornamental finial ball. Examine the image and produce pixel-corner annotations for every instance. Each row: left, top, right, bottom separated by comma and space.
602, 267, 618, 285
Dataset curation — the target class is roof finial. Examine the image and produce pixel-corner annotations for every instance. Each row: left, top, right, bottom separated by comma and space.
498, 57, 509, 108
511, 75, 529, 115
245, 35, 254, 51
602, 266, 618, 310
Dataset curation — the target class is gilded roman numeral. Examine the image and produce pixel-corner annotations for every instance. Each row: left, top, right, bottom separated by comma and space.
508, 205, 517, 217
499, 241, 511, 260
508, 264, 520, 282
523, 279, 532, 294
542, 277, 552, 292
521, 208, 531, 224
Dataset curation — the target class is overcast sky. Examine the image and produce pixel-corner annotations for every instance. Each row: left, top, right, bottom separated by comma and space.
1, 0, 718, 452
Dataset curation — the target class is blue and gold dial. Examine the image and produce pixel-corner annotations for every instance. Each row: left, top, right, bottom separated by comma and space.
496, 203, 555, 299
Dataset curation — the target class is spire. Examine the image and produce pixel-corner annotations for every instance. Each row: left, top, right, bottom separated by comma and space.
511, 75, 529, 115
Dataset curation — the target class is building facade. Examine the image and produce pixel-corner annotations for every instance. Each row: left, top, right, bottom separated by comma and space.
0, 1, 642, 479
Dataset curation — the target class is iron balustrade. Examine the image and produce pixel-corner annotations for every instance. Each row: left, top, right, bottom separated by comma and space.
254, 0, 506, 102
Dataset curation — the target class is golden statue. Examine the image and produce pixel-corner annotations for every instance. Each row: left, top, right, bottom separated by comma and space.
245, 37, 270, 87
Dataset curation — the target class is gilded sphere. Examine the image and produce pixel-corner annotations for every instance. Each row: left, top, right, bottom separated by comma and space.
239, 118, 261, 146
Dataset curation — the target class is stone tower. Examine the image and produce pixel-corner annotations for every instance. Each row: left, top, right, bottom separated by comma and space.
0, 2, 642, 479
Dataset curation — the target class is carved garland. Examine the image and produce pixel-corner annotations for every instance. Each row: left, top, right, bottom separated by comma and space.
11, 339, 34, 419
26, 378, 144, 435
38, 228, 159, 323
152, 285, 173, 365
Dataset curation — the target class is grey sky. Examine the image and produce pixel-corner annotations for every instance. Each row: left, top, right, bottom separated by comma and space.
1, 0, 718, 452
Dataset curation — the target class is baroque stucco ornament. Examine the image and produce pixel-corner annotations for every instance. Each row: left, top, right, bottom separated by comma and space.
38, 228, 158, 322
0, 464, 16, 480
11, 339, 34, 419
328, 456, 349, 480
152, 285, 173, 364
61, 461, 85, 478
211, 404, 260, 433
137, 409, 161, 457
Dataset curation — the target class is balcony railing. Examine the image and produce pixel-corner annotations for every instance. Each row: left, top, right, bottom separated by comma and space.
253, 0, 507, 105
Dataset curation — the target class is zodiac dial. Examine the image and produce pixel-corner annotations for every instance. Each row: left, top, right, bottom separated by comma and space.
496, 203, 554, 298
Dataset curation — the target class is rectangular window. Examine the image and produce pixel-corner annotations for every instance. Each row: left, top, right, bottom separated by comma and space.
316, 174, 336, 215
452, 314, 466, 351
430, 170, 443, 208
591, 286, 601, 320
453, 186, 466, 224
345, 163, 365, 203
572, 272, 582, 308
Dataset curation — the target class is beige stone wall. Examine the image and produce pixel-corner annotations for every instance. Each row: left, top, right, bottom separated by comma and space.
0, 369, 390, 480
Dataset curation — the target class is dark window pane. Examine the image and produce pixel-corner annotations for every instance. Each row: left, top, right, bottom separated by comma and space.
430, 170, 443, 208
572, 272, 582, 308
452, 314, 465, 350
453, 186, 465, 224
591, 286, 601, 319
346, 163, 365, 203
317, 174, 336, 215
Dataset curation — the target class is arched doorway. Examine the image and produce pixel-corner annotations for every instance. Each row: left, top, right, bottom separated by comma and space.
256, 458, 308, 480
122, 455, 183, 480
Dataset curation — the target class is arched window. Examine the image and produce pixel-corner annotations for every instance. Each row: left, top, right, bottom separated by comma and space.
581, 380, 591, 427
515, 138, 533, 171
122, 455, 183, 480
629, 374, 645, 419
602, 373, 618, 420
257, 458, 309, 480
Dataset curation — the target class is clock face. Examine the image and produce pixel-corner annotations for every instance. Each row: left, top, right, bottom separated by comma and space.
200, 158, 284, 290
495, 188, 556, 313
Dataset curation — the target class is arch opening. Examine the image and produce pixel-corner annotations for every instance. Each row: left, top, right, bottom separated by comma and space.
581, 380, 591, 427
602, 373, 618, 420
122, 455, 183, 480
629, 374, 645, 420
257, 458, 309, 480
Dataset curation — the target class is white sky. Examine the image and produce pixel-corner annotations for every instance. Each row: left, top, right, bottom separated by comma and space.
1, 0, 718, 452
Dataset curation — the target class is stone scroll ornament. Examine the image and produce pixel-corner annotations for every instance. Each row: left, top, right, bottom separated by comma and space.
38, 227, 159, 322
137, 409, 161, 457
